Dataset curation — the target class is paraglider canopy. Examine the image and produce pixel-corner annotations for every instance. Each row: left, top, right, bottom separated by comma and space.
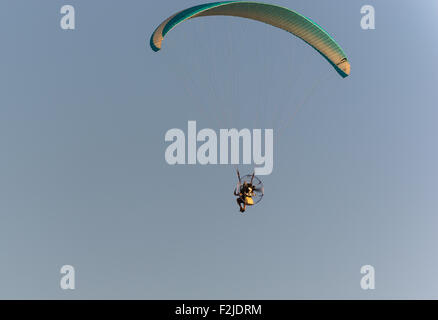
150, 1, 350, 78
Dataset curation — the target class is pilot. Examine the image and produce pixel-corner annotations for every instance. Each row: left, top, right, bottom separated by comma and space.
234, 181, 255, 213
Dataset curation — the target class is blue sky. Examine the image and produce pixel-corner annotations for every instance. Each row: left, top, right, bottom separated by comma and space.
1, 0, 438, 298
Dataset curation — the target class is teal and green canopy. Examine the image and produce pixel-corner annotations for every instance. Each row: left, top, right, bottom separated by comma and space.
150, 1, 350, 78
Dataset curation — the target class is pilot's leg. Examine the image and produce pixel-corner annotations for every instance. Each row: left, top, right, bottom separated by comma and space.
237, 198, 243, 210
237, 198, 245, 212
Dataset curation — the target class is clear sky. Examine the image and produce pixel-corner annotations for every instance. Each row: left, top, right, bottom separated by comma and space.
1, 0, 438, 299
